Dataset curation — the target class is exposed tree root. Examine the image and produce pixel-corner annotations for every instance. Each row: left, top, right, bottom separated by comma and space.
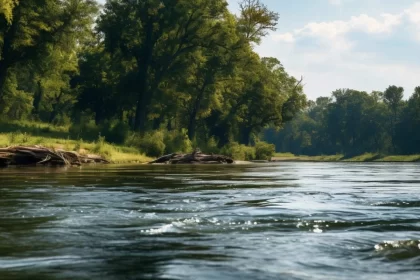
0, 146, 110, 167
149, 150, 234, 164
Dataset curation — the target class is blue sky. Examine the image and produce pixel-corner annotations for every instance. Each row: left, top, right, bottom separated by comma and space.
97, 0, 420, 100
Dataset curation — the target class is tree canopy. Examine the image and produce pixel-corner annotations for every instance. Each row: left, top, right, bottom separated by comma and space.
265, 86, 420, 156
0, 0, 306, 152
3, 0, 418, 158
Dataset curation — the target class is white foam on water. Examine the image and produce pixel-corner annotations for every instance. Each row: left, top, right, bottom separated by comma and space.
0, 256, 82, 269
375, 240, 420, 251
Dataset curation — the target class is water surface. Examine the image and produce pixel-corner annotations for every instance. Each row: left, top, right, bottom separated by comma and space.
1, 163, 420, 279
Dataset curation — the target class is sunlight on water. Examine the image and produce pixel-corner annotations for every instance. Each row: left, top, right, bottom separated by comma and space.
1, 162, 420, 279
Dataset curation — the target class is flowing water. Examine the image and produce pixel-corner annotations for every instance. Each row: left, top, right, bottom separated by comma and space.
1, 163, 420, 280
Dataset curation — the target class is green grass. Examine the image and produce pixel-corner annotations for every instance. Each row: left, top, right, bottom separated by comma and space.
271, 152, 420, 162
272, 153, 343, 161
0, 120, 153, 163
344, 153, 381, 162
273, 152, 296, 158
0, 119, 69, 138
377, 155, 420, 162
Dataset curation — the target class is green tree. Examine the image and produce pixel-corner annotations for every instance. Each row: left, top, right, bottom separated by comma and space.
0, 0, 98, 106
237, 0, 279, 44
0, 0, 18, 24
396, 87, 420, 154
383, 85, 404, 151
98, 0, 229, 132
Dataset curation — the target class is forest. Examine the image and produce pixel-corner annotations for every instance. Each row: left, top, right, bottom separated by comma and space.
0, 0, 418, 160
0, 0, 307, 159
265, 86, 420, 156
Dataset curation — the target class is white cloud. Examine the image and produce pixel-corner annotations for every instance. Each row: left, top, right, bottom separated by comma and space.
272, 11, 403, 53
405, 2, 420, 24
272, 32, 295, 43
405, 3, 420, 40
296, 13, 402, 39
263, 2, 420, 99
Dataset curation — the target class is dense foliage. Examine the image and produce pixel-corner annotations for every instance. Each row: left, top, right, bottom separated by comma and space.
0, 0, 305, 158
265, 86, 420, 156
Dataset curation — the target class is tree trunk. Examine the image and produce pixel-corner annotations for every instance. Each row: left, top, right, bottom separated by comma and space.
0, 4, 21, 103
239, 126, 252, 145
134, 18, 154, 132
188, 78, 210, 140
0, 60, 9, 103
134, 91, 148, 132
49, 92, 63, 123
32, 80, 43, 116
187, 112, 197, 141
188, 96, 201, 140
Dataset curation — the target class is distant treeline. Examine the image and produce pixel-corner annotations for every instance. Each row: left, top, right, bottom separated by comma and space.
0, 0, 306, 153
265, 86, 420, 156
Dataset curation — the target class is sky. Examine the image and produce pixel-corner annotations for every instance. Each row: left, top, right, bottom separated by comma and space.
97, 0, 420, 100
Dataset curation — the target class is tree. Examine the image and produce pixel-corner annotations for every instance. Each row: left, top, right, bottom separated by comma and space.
383, 85, 404, 151
396, 87, 420, 154
0, 0, 18, 24
0, 0, 98, 105
237, 0, 279, 44
98, 0, 229, 132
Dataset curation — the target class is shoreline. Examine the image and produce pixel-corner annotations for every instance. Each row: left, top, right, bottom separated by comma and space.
0, 133, 153, 165
1, 129, 419, 165
270, 154, 420, 163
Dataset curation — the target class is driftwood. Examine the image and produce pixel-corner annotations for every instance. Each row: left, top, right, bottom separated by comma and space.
149, 150, 234, 164
0, 146, 110, 167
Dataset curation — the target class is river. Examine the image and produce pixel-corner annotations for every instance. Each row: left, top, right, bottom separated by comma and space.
1, 163, 420, 279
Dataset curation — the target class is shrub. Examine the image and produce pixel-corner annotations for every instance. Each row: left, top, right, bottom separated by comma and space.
69, 120, 100, 141
102, 121, 130, 144
127, 131, 166, 157
255, 141, 275, 160
194, 136, 220, 154
164, 129, 192, 153
222, 142, 256, 161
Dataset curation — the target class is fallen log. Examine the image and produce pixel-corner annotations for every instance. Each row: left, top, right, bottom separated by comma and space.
149, 150, 234, 164
0, 146, 110, 167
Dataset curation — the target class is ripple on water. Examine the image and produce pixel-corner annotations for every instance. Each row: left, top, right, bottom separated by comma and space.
374, 240, 420, 261
2, 163, 420, 279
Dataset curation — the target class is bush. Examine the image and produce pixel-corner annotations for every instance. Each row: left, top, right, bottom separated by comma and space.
194, 136, 220, 154
69, 120, 100, 141
222, 142, 256, 161
126, 131, 166, 157
102, 121, 130, 144
255, 141, 275, 160
164, 129, 192, 153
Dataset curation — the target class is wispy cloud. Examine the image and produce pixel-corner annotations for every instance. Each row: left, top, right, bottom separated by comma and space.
405, 2, 420, 40
272, 2, 420, 47
272, 12, 403, 48
266, 2, 420, 99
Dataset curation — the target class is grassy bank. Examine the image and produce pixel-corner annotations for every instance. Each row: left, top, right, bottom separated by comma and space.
2, 120, 419, 164
0, 133, 152, 164
272, 153, 420, 162
0, 120, 152, 164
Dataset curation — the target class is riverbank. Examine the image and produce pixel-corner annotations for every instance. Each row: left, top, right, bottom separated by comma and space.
0, 133, 152, 164
271, 153, 420, 162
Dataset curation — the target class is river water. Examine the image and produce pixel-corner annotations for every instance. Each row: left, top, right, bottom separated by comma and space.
1, 163, 420, 279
